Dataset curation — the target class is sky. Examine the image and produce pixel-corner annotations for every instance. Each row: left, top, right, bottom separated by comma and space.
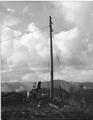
1, 1, 93, 83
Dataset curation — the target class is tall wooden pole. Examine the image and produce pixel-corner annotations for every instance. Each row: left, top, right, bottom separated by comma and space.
49, 16, 54, 99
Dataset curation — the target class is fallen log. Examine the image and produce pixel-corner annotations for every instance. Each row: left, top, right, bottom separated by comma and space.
49, 103, 64, 118
49, 103, 59, 109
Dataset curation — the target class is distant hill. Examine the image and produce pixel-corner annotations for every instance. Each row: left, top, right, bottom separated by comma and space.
1, 83, 13, 92
1, 82, 23, 92
1, 80, 93, 93
1, 81, 34, 92
42, 80, 93, 92
42, 80, 72, 92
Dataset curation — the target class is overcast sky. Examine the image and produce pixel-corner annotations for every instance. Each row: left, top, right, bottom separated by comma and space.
1, 1, 93, 83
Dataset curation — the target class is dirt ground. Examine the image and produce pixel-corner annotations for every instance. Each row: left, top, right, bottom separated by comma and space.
2, 98, 93, 120
1, 89, 93, 120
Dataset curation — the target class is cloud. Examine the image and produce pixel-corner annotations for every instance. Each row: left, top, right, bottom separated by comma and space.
54, 27, 79, 60
0, 4, 8, 14
19, 23, 50, 67
22, 6, 29, 14
52, 1, 93, 69
53, 1, 93, 39
7, 46, 30, 66
1, 22, 50, 70
1, 1, 93, 83
1, 16, 21, 70
53, 27, 89, 69
1, 20, 92, 74
7, 8, 15, 13
22, 73, 42, 82
53, 2, 91, 28
60, 2, 82, 23
1, 18, 20, 58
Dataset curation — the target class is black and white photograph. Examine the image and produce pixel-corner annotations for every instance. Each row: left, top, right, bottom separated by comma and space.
1, 1, 93, 120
